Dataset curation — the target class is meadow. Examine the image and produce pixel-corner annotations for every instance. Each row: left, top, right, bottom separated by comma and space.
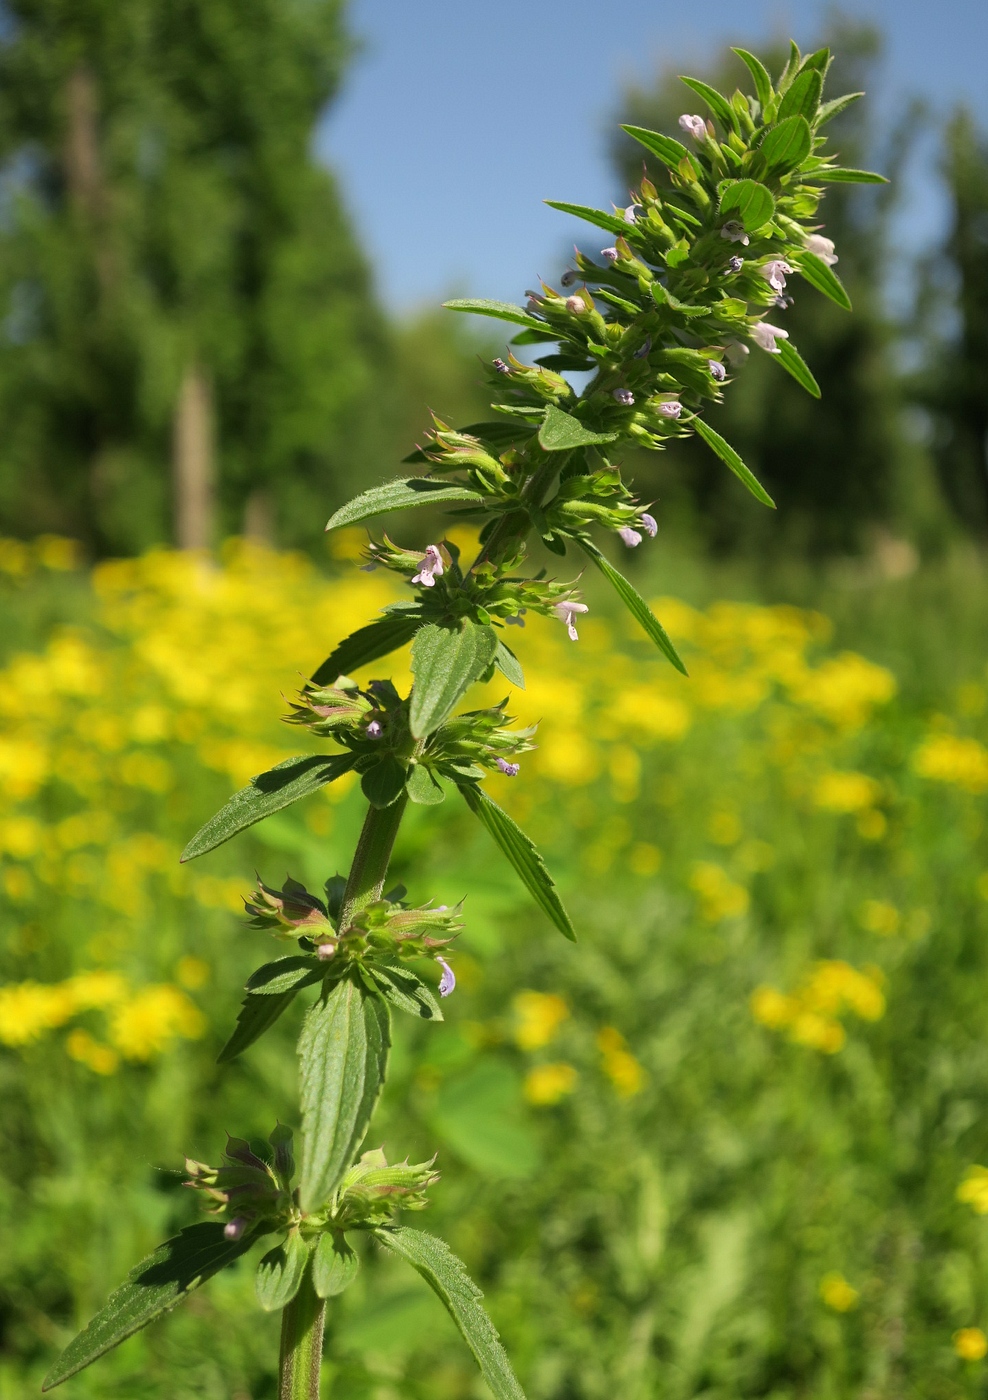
3, 532, 988, 1399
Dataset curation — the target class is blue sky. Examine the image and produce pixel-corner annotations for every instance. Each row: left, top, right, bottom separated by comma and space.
317, 0, 988, 313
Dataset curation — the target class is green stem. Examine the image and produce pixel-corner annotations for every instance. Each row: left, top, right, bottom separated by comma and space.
338, 794, 408, 929
278, 1269, 326, 1400
469, 450, 571, 573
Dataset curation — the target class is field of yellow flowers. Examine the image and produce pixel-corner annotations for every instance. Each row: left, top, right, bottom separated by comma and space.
4, 534, 988, 1398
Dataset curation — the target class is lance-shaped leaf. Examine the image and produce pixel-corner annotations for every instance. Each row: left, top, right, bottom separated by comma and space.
41, 1223, 255, 1391
246, 956, 324, 996
325, 478, 486, 533
443, 298, 554, 333
816, 92, 864, 126
543, 200, 631, 236
679, 76, 737, 133
365, 961, 443, 1021
313, 1232, 360, 1298
620, 124, 692, 172
790, 250, 852, 311
811, 167, 888, 184
693, 418, 776, 508
538, 405, 617, 452
457, 784, 574, 940
299, 976, 390, 1212
776, 66, 823, 123
494, 638, 525, 689
374, 1228, 527, 1400
409, 621, 498, 739
760, 114, 812, 171
577, 539, 688, 675
255, 1230, 313, 1312
718, 179, 775, 233
775, 338, 821, 397
181, 753, 356, 862
731, 48, 773, 109
218, 980, 319, 1065
311, 611, 422, 686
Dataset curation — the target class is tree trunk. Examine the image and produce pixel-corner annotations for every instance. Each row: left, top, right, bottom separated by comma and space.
173, 363, 215, 550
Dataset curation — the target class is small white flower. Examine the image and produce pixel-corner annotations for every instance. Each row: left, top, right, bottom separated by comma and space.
678, 113, 707, 141
618, 526, 642, 548
720, 220, 749, 246
623, 203, 642, 224
565, 294, 586, 314
437, 957, 456, 998
411, 544, 444, 588
601, 246, 619, 263
552, 600, 589, 641
641, 513, 658, 537
805, 233, 838, 265
750, 322, 790, 354
708, 360, 727, 382
224, 1218, 248, 1241
725, 339, 750, 367
613, 388, 635, 406
656, 400, 682, 419
761, 259, 794, 293
560, 268, 577, 286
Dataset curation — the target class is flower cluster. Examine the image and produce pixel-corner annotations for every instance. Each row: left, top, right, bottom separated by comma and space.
185, 1127, 297, 1240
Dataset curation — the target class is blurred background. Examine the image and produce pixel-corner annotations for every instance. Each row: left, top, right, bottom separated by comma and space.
4, 1, 988, 1396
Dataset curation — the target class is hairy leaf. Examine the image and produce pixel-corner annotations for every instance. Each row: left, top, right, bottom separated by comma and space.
620, 124, 692, 172
374, 1228, 527, 1400
775, 338, 822, 397
679, 75, 737, 133
361, 755, 408, 809
578, 539, 688, 675
181, 753, 356, 862
311, 613, 422, 686
443, 298, 554, 333
776, 67, 823, 123
718, 179, 775, 233
325, 478, 485, 533
693, 418, 776, 508
246, 956, 324, 996
494, 638, 525, 689
367, 961, 443, 1021
256, 1230, 312, 1312
543, 200, 630, 236
812, 167, 888, 184
217, 985, 312, 1065
538, 405, 617, 452
816, 92, 864, 126
731, 48, 773, 109
406, 762, 446, 806
409, 622, 498, 739
791, 250, 852, 310
760, 114, 812, 171
299, 977, 390, 1212
313, 1232, 360, 1299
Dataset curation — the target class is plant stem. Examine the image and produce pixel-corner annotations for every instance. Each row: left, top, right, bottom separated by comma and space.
338, 794, 408, 929
278, 1269, 326, 1400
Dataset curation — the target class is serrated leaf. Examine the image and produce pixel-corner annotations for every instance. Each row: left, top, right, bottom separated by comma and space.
41, 1224, 255, 1390
538, 405, 617, 452
299, 976, 390, 1212
367, 961, 443, 1021
181, 753, 356, 862
543, 200, 630, 236
718, 179, 775, 232
791, 250, 852, 310
577, 539, 688, 675
409, 621, 498, 739
776, 67, 823, 123
816, 92, 864, 126
457, 784, 574, 940
693, 418, 776, 508
246, 956, 324, 995
361, 755, 408, 808
443, 298, 553, 333
217, 984, 312, 1064
374, 1228, 526, 1400
812, 167, 888, 184
256, 1230, 312, 1312
775, 338, 821, 397
620, 124, 692, 172
313, 1232, 360, 1299
325, 478, 486, 532
494, 638, 525, 689
311, 613, 422, 686
760, 115, 812, 171
732, 48, 773, 109
406, 762, 446, 806
679, 76, 737, 133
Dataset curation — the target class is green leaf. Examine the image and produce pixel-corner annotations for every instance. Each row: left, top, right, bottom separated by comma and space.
816, 92, 864, 126
374, 1228, 526, 1400
776, 67, 823, 123
649, 282, 707, 316
181, 753, 356, 862
543, 200, 630, 236
256, 1230, 312, 1313
409, 621, 498, 739
298, 976, 391, 1212
443, 298, 553, 333
718, 179, 775, 233
620, 124, 692, 172
773, 338, 821, 397
367, 961, 443, 1021
538, 405, 617, 452
361, 755, 408, 809
760, 115, 812, 171
325, 478, 486, 533
41, 1224, 255, 1390
577, 539, 688, 675
811, 167, 888, 184
313, 1232, 360, 1299
246, 956, 324, 995
732, 48, 773, 109
693, 418, 776, 508
494, 638, 525, 689
457, 784, 574, 940
791, 250, 852, 311
311, 613, 422, 686
679, 76, 737, 133
406, 762, 446, 806
217, 985, 311, 1064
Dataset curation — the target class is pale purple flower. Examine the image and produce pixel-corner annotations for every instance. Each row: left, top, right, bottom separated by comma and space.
552, 600, 589, 641
618, 526, 642, 548
496, 758, 520, 776
727, 255, 744, 273
613, 388, 635, 406
720, 220, 749, 246
366, 719, 382, 739
224, 1217, 248, 1241
437, 957, 456, 997
601, 246, 619, 263
560, 269, 577, 287
750, 322, 790, 354
623, 203, 642, 224
725, 339, 750, 367
805, 233, 838, 265
316, 941, 337, 961
565, 294, 587, 314
761, 259, 794, 293
641, 513, 658, 537
708, 360, 727, 382
634, 336, 652, 359
656, 400, 682, 419
678, 113, 707, 141
411, 544, 444, 588
493, 357, 510, 374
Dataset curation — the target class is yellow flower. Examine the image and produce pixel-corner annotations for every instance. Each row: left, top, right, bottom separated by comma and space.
954, 1328, 988, 1361
597, 1027, 646, 1097
109, 985, 205, 1060
627, 842, 662, 877
689, 862, 749, 922
859, 899, 900, 936
819, 1272, 859, 1312
65, 1028, 119, 1075
524, 1062, 578, 1105
914, 734, 988, 793
814, 770, 882, 813
0, 982, 76, 1044
514, 991, 569, 1050
750, 986, 797, 1030
957, 1166, 988, 1215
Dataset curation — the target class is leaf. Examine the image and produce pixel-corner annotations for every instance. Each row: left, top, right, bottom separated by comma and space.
811, 167, 888, 184
816, 92, 864, 126
538, 405, 617, 452
181, 753, 356, 862
374, 1228, 526, 1400
776, 67, 823, 123
41, 1223, 255, 1390
256, 1230, 312, 1313
760, 115, 812, 171
494, 638, 525, 689
360, 755, 408, 809
217, 985, 311, 1065
692, 418, 776, 508
543, 200, 630, 236
405, 762, 446, 806
577, 539, 688, 675
298, 976, 391, 1212
679, 76, 737, 133
409, 621, 498, 739
367, 961, 443, 1021
311, 613, 422, 686
443, 298, 553, 333
718, 179, 775, 233
775, 338, 821, 397
246, 956, 324, 995
457, 784, 574, 940
731, 48, 773, 109
620, 124, 692, 172
791, 250, 852, 311
325, 478, 486, 533
313, 1232, 360, 1299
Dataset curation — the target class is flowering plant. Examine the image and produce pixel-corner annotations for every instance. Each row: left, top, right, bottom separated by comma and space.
42, 42, 878, 1399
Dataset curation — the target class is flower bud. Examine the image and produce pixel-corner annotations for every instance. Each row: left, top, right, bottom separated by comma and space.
565, 295, 587, 314
678, 113, 707, 141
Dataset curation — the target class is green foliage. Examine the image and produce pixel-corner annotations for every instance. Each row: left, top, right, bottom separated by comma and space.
312, 1233, 359, 1299
324, 480, 486, 533
409, 622, 499, 739
578, 538, 689, 671
256, 1231, 312, 1312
